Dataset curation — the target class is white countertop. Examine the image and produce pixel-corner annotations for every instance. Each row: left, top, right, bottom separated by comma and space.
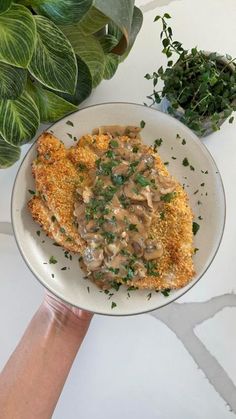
1, 0, 236, 418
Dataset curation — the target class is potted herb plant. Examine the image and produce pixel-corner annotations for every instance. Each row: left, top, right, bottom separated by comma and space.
0, 0, 143, 168
145, 14, 236, 137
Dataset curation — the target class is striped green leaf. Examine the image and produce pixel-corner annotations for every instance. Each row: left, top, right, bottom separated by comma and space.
27, 81, 77, 122
120, 7, 143, 60
0, 62, 27, 99
58, 56, 92, 105
99, 35, 119, 54
33, 0, 93, 24
0, 0, 12, 14
0, 4, 36, 68
0, 134, 21, 168
103, 54, 119, 79
0, 92, 40, 146
78, 7, 109, 35
61, 25, 105, 87
28, 16, 77, 95
94, 0, 134, 54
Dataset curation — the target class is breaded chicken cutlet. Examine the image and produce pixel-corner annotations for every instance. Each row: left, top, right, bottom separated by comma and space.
28, 128, 195, 291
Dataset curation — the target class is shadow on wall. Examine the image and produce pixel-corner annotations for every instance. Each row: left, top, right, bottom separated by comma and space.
151, 294, 236, 414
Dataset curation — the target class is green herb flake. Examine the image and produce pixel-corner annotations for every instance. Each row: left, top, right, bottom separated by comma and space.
193, 189, 199, 195
127, 286, 138, 291
87, 286, 90, 293
51, 273, 55, 278
61, 267, 67, 270
106, 150, 115, 158
60, 227, 66, 234
110, 140, 119, 148
140, 120, 146, 128
145, 261, 159, 276
171, 156, 177, 160
51, 215, 56, 222
135, 173, 150, 187
129, 223, 138, 232
28, 189, 35, 195
153, 138, 163, 151
73, 136, 77, 142
200, 183, 205, 187
67, 133, 73, 139
182, 139, 186, 145
49, 256, 57, 264
66, 120, 74, 126
192, 221, 200, 235
53, 242, 60, 246
132, 145, 139, 153
160, 192, 176, 203
36, 230, 40, 236
160, 211, 165, 220
164, 161, 169, 166
111, 302, 117, 309
147, 292, 152, 300
194, 248, 199, 254
190, 165, 195, 171
198, 215, 203, 220
182, 157, 189, 167
176, 134, 181, 139
161, 288, 171, 297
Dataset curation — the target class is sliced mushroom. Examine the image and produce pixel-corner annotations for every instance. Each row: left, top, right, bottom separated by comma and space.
129, 204, 152, 227
130, 234, 146, 257
83, 247, 104, 271
133, 260, 147, 279
123, 181, 146, 201
136, 154, 154, 172
157, 174, 176, 194
82, 187, 93, 203
105, 243, 120, 256
144, 240, 163, 260
112, 162, 129, 176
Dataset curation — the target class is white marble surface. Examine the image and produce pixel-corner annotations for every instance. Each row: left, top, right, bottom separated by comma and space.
1, 0, 236, 417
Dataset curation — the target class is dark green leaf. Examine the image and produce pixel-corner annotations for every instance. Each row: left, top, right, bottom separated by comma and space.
0, 62, 27, 100
33, 0, 93, 25
0, 92, 40, 146
103, 54, 119, 79
0, 134, 20, 168
29, 16, 77, 94
99, 35, 119, 53
0, 0, 12, 14
192, 222, 200, 235
0, 4, 36, 68
78, 6, 109, 35
27, 80, 77, 123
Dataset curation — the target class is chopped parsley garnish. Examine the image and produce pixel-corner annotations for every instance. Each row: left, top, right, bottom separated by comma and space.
28, 189, 35, 195
147, 292, 152, 300
193, 189, 199, 195
101, 185, 118, 202
194, 248, 199, 254
97, 159, 118, 176
160, 211, 165, 220
110, 139, 119, 148
67, 133, 72, 139
135, 173, 150, 187
198, 215, 203, 220
153, 138, 163, 151
129, 223, 138, 232
87, 286, 90, 293
171, 156, 177, 160
182, 139, 186, 145
111, 174, 126, 186
132, 145, 139, 153
160, 192, 176, 203
145, 261, 159, 276
51, 215, 56, 222
119, 194, 130, 209
36, 230, 40, 236
192, 222, 200, 235
102, 231, 116, 243
182, 157, 189, 166
111, 302, 117, 309
106, 150, 115, 158
140, 120, 146, 128
60, 227, 66, 234
49, 256, 57, 264
110, 282, 121, 291
200, 183, 205, 187
66, 120, 74, 126
127, 286, 138, 291
51, 273, 55, 278
164, 161, 169, 166
108, 267, 120, 274
161, 288, 171, 297
61, 267, 67, 270
78, 162, 86, 170
190, 165, 195, 171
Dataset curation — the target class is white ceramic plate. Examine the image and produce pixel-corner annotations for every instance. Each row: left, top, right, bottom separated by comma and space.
11, 103, 225, 316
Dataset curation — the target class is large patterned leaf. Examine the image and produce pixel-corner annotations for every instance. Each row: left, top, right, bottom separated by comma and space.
0, 134, 20, 168
78, 7, 109, 35
0, 92, 40, 146
27, 81, 77, 122
0, 0, 12, 14
61, 25, 105, 87
99, 34, 119, 54
0, 4, 36, 68
33, 0, 93, 24
28, 16, 77, 95
94, 0, 135, 54
120, 7, 143, 60
0, 62, 27, 99
59, 56, 92, 105
103, 54, 119, 79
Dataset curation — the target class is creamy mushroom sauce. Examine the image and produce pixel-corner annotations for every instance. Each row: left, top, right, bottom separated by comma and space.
74, 127, 176, 289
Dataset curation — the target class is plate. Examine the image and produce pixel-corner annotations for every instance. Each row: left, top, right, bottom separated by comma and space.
11, 103, 226, 316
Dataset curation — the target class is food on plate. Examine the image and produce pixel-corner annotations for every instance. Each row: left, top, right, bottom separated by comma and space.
28, 126, 195, 290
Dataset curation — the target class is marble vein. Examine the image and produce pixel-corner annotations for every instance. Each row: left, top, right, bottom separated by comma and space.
151, 294, 236, 414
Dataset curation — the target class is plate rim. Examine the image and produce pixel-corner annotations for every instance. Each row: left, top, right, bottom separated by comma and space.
11, 102, 226, 316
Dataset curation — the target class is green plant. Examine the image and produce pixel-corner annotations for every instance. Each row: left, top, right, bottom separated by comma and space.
0, 0, 143, 168
145, 14, 236, 136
